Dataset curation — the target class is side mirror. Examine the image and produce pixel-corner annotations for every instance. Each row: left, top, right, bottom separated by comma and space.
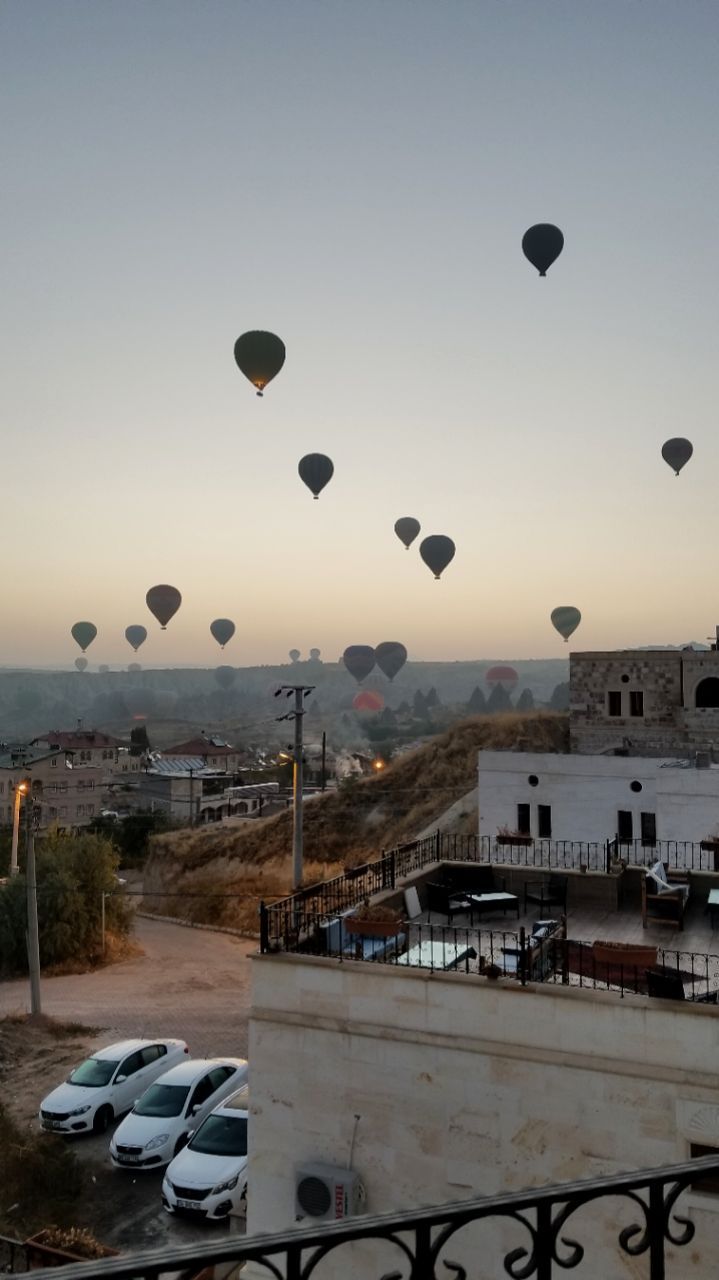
115, 1075, 127, 1084
191, 1104, 201, 1115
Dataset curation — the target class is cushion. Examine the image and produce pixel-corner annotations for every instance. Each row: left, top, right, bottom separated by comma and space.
404, 886, 422, 920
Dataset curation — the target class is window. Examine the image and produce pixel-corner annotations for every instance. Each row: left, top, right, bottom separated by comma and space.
517, 803, 531, 835
77, 805, 85, 817
641, 812, 657, 847
617, 810, 633, 841
118, 1050, 145, 1079
608, 691, 622, 717
0, 783, 4, 795
49, 807, 57, 819
689, 1144, 719, 1196
87, 804, 95, 815
537, 805, 552, 839
46, 783, 57, 794
630, 690, 644, 717
77, 781, 85, 791
59, 783, 68, 793
696, 678, 719, 709
187, 1073, 216, 1113
51, 757, 57, 768
528, 774, 539, 787
87, 781, 95, 790
141, 1045, 162, 1066
59, 806, 67, 818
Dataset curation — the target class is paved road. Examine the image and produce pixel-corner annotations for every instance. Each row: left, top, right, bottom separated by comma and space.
0, 916, 257, 1058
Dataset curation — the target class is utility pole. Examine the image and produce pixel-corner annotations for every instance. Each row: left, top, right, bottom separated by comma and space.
25, 785, 42, 1016
275, 684, 314, 890
321, 731, 327, 792
10, 778, 29, 876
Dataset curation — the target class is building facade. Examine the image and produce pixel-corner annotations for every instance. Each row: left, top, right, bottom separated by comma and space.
0, 746, 103, 831
160, 734, 245, 773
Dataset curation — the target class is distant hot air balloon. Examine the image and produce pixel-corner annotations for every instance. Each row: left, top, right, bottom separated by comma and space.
210, 618, 236, 649
215, 665, 236, 690
99, 664, 110, 674
486, 665, 519, 692
394, 517, 421, 550
233, 330, 286, 397
289, 648, 301, 663
298, 453, 334, 499
419, 535, 455, 580
128, 662, 142, 673
71, 621, 97, 652
375, 641, 408, 681
343, 645, 376, 684
75, 657, 88, 672
353, 690, 385, 714
551, 606, 582, 642
661, 438, 693, 476
125, 625, 147, 653
522, 224, 564, 277
309, 647, 321, 661
146, 584, 182, 630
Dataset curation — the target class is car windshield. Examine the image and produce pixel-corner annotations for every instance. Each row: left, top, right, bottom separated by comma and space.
188, 1114, 248, 1157
134, 1084, 189, 1118
68, 1058, 119, 1088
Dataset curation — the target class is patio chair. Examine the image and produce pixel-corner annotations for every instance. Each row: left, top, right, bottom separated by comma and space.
425, 881, 474, 924
523, 874, 568, 916
641, 862, 689, 931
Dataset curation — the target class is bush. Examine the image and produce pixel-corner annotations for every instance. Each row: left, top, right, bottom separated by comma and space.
89, 809, 177, 868
0, 1103, 84, 1236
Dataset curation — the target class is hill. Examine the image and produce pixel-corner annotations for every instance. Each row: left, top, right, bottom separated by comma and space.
142, 711, 568, 932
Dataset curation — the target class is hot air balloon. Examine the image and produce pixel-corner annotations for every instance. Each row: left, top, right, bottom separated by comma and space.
71, 621, 97, 652
343, 645, 376, 683
233, 330, 286, 397
99, 664, 110, 674
394, 517, 421, 550
486, 665, 519, 692
289, 648, 301, 663
375, 641, 408, 681
309, 647, 321, 661
551, 606, 582, 642
661, 438, 693, 476
75, 657, 88, 672
125, 625, 147, 653
522, 224, 564, 277
353, 690, 384, 714
146, 584, 182, 630
419, 535, 455, 580
215, 665, 236, 690
128, 662, 142, 673
210, 618, 236, 649
298, 453, 334, 499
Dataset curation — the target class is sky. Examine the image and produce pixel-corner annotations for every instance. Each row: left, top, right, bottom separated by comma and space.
2, 1, 719, 669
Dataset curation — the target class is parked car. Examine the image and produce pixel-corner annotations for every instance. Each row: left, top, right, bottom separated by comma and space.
162, 1084, 249, 1220
39, 1039, 189, 1135
110, 1058, 248, 1169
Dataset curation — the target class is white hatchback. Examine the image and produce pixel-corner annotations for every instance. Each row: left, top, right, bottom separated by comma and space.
110, 1058, 248, 1170
162, 1085, 249, 1220
39, 1039, 189, 1135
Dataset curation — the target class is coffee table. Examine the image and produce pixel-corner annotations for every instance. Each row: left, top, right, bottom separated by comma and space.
468, 891, 520, 921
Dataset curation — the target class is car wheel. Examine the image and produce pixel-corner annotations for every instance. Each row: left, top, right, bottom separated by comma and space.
93, 1105, 113, 1135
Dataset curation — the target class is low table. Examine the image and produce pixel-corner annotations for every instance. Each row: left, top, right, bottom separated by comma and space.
708, 888, 719, 929
468, 891, 520, 921
397, 940, 477, 971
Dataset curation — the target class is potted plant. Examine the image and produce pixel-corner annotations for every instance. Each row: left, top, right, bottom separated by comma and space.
25, 1227, 118, 1268
496, 826, 533, 847
344, 898, 405, 938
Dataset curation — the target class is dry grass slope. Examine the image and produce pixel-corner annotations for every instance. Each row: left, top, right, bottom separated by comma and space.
143, 711, 568, 932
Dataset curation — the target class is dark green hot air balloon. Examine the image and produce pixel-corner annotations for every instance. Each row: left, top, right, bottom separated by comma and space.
215, 665, 236, 690
419, 535, 455, 580
146, 584, 182, 630
551, 606, 581, 642
298, 453, 334, 499
343, 645, 376, 684
661, 438, 693, 476
522, 224, 564, 276
125, 625, 147, 653
394, 517, 421, 550
71, 621, 97, 652
210, 618, 236, 648
375, 641, 408, 681
233, 331, 286, 397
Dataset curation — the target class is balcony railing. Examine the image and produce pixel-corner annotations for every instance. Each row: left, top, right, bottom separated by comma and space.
20, 1155, 719, 1279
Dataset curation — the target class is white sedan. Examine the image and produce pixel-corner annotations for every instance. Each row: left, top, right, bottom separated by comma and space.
39, 1039, 189, 1135
162, 1085, 249, 1220
110, 1058, 248, 1170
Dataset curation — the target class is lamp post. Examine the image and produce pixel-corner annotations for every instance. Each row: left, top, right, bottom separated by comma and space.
10, 778, 30, 876
25, 783, 42, 1016
275, 683, 314, 890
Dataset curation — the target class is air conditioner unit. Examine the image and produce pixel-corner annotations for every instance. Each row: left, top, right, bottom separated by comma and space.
295, 1162, 364, 1222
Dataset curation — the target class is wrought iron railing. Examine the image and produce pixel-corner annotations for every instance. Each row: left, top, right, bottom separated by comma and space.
23, 1155, 719, 1279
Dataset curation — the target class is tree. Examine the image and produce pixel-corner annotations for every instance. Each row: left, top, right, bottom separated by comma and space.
380, 706, 397, 727
549, 681, 570, 711
130, 725, 151, 756
486, 684, 512, 713
425, 687, 441, 709
467, 686, 487, 714
412, 689, 427, 717
516, 688, 535, 711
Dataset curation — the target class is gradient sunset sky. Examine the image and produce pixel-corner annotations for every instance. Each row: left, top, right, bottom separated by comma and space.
3, 1, 718, 668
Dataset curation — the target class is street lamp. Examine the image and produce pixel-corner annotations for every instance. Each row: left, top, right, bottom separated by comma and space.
10, 779, 30, 876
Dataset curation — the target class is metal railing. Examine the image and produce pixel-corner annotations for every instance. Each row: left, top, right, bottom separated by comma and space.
23, 1155, 719, 1280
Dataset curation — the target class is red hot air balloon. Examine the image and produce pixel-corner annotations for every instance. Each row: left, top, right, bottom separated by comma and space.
146, 584, 182, 630
486, 665, 519, 692
353, 690, 385, 714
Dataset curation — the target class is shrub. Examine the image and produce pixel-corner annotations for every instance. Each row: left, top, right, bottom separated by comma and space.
0, 1103, 84, 1236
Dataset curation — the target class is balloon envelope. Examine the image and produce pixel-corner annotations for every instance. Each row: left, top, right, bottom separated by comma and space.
486, 665, 519, 691
210, 618, 236, 649
375, 641, 408, 681
233, 330, 286, 396
125, 625, 147, 653
661, 438, 693, 476
551, 606, 582, 642
394, 517, 421, 550
215, 665, 236, 690
419, 535, 455, 580
298, 453, 334, 499
71, 621, 97, 652
343, 645, 376, 683
75, 657, 88, 672
353, 690, 384, 714
522, 223, 564, 276
146, 584, 182, 629
289, 648, 301, 663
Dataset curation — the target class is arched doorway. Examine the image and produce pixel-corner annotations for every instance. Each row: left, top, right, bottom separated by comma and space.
696, 677, 719, 708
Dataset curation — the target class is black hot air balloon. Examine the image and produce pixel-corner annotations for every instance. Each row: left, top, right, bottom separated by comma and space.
375, 641, 408, 681
551, 606, 581, 642
394, 517, 421, 550
661, 438, 693, 476
522, 224, 564, 277
146, 584, 182, 630
343, 645, 376, 683
215, 665, 236, 690
289, 648, 301, 663
298, 453, 334, 499
419, 535, 455, 580
71, 621, 97, 652
125, 625, 147, 653
233, 331, 286, 397
75, 657, 88, 672
210, 618, 236, 649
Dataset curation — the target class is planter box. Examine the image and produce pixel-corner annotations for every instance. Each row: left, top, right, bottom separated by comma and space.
592, 941, 658, 968
344, 916, 404, 938
25, 1233, 118, 1269
496, 834, 533, 847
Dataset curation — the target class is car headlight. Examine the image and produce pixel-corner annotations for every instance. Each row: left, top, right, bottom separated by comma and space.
144, 1133, 171, 1151
69, 1105, 92, 1117
211, 1174, 239, 1195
